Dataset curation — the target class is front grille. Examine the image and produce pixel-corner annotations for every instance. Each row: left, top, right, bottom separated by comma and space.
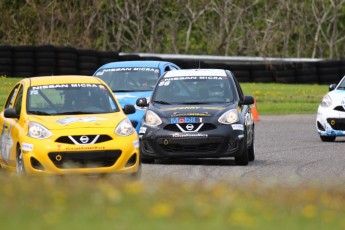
164, 123, 217, 132
48, 150, 121, 168
326, 118, 345, 130
55, 135, 112, 145
158, 137, 223, 154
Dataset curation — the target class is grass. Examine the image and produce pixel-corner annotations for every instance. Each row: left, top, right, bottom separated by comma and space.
1, 175, 345, 230
241, 83, 328, 114
0, 76, 338, 229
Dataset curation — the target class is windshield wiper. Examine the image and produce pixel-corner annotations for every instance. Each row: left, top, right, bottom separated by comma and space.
152, 100, 170, 105
27, 110, 51, 115
113, 90, 132, 92
55, 111, 98, 115
180, 101, 212, 105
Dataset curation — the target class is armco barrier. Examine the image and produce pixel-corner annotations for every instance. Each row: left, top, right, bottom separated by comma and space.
0, 45, 345, 84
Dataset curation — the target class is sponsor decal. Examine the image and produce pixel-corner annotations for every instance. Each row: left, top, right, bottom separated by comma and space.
133, 140, 139, 148
31, 84, 99, 91
56, 116, 107, 125
22, 143, 33, 151
0, 121, 13, 163
65, 146, 106, 151
139, 126, 147, 134
101, 67, 157, 72
171, 112, 211, 117
163, 76, 225, 81
164, 106, 223, 112
232, 124, 244, 130
170, 117, 202, 124
172, 133, 208, 138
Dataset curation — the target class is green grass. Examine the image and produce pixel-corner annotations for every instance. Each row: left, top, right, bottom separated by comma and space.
241, 83, 328, 114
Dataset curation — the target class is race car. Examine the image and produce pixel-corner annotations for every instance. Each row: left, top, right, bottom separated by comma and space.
316, 75, 345, 142
136, 69, 255, 165
0, 75, 140, 175
93, 60, 180, 132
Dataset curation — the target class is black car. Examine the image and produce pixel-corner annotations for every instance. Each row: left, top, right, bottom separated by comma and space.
136, 69, 255, 165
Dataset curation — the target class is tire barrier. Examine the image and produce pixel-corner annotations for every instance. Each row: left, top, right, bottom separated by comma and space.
0, 45, 344, 84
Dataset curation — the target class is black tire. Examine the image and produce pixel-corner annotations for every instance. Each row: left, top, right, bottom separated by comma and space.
248, 130, 255, 162
320, 136, 336, 142
235, 135, 249, 166
16, 146, 26, 176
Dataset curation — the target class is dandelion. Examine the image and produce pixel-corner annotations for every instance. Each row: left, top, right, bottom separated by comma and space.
149, 202, 174, 218
302, 204, 317, 219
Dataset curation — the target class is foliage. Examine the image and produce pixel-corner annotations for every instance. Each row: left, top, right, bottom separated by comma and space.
1, 0, 345, 58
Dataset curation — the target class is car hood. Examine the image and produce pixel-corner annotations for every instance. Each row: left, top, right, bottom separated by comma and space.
150, 103, 237, 118
327, 90, 345, 105
28, 113, 126, 130
115, 91, 152, 107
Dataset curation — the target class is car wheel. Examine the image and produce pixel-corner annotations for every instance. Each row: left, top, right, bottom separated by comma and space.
16, 146, 26, 176
320, 135, 336, 142
248, 139, 255, 162
235, 135, 249, 166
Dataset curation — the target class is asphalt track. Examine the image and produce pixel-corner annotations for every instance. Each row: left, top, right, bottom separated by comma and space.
140, 114, 345, 186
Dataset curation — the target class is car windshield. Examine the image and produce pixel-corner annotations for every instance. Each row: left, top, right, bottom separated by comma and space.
27, 83, 119, 115
152, 75, 236, 104
94, 67, 160, 92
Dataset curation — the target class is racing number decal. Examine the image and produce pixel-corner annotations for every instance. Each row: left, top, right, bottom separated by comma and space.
0, 120, 13, 164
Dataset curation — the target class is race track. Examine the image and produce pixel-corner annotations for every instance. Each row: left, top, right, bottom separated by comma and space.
141, 114, 345, 186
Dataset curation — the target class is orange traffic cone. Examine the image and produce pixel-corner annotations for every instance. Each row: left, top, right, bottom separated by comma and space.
251, 98, 259, 121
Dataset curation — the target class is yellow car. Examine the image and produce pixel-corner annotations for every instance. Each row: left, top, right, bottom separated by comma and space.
0, 75, 140, 176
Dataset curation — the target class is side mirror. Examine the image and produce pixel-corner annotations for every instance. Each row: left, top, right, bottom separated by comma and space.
123, 104, 135, 115
4, 108, 19, 119
136, 97, 148, 107
239, 96, 254, 105
329, 84, 337, 91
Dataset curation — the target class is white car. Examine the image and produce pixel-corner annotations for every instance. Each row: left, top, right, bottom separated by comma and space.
316, 76, 345, 142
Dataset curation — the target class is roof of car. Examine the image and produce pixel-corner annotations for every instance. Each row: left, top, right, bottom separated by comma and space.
163, 69, 228, 78
21, 75, 104, 87
98, 60, 177, 69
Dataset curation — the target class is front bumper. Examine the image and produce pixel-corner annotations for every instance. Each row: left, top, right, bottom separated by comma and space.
20, 131, 140, 175
316, 106, 345, 136
139, 124, 245, 159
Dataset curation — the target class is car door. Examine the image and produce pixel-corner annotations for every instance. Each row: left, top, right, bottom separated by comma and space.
0, 83, 23, 167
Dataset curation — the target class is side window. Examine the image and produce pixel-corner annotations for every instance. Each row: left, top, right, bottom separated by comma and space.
170, 65, 179, 71
164, 66, 171, 72
13, 85, 23, 115
227, 71, 244, 101
4, 84, 20, 109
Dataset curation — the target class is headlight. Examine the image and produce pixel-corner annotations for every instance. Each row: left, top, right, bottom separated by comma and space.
144, 110, 162, 126
321, 95, 332, 107
218, 109, 239, 124
115, 118, 135, 136
28, 122, 52, 139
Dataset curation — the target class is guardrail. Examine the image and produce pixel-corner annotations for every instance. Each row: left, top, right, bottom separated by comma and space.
1, 45, 344, 84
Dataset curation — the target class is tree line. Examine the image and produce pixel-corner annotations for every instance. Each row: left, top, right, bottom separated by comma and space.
1, 0, 345, 59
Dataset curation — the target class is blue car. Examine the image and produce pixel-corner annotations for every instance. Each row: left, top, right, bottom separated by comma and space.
93, 60, 180, 132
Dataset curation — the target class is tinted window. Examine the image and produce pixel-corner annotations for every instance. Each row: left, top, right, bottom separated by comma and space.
94, 67, 160, 91
27, 83, 119, 115
153, 75, 236, 104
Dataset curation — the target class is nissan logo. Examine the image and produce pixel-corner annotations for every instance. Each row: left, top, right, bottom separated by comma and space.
186, 124, 194, 131
80, 136, 89, 144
